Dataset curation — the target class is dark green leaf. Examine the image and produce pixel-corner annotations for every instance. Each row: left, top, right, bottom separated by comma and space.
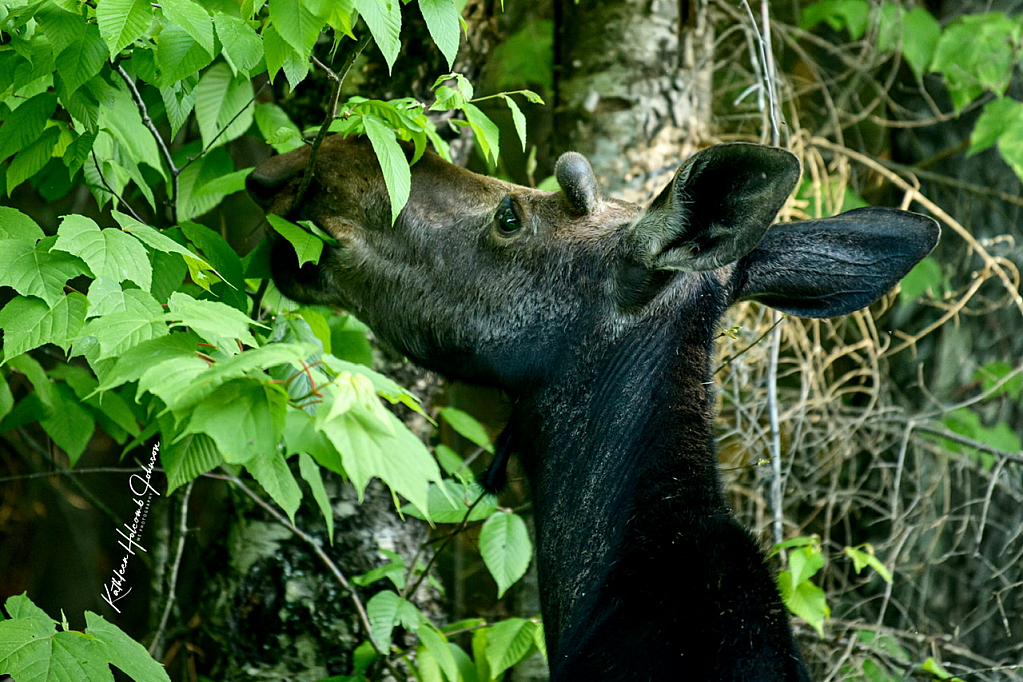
267, 214, 324, 267
0, 293, 88, 357
0, 236, 90, 307
419, 0, 460, 69
362, 113, 411, 225
97, 0, 154, 56
355, 0, 401, 72
479, 511, 532, 598
184, 379, 288, 464
0, 91, 57, 163
53, 214, 152, 291
161, 0, 215, 54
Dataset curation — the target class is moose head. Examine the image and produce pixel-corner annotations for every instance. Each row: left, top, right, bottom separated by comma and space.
249, 134, 938, 680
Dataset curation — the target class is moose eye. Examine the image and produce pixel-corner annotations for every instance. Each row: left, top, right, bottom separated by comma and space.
495, 197, 522, 235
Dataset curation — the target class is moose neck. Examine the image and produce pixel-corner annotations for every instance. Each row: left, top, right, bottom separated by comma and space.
505, 279, 809, 680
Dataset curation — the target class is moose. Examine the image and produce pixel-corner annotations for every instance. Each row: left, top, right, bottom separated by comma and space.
248, 135, 939, 680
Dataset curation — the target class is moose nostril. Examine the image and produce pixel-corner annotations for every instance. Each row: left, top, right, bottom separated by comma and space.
246, 170, 287, 207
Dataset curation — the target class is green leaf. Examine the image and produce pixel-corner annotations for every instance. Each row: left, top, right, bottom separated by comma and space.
777, 571, 829, 638
85, 612, 173, 682
213, 12, 263, 76
53, 214, 153, 291
0, 293, 88, 357
7, 355, 95, 463
366, 591, 403, 650
932, 13, 1021, 110
164, 291, 261, 348
298, 453, 335, 541
161, 0, 214, 54
419, 0, 460, 69
55, 24, 108, 96
462, 101, 500, 166
901, 7, 941, 80
194, 62, 255, 150
355, 0, 401, 72
161, 431, 221, 490
6, 126, 60, 195
114, 212, 215, 270
37, 5, 88, 55
402, 479, 497, 523
788, 545, 825, 588
485, 618, 537, 678
284, 409, 343, 473
97, 0, 154, 57
247, 450, 302, 523
155, 22, 214, 85
255, 102, 304, 153
76, 298, 168, 361
99, 83, 167, 180
262, 23, 309, 87
501, 94, 528, 152
995, 110, 1023, 183
800, 0, 869, 39
94, 331, 203, 392
315, 379, 441, 515
0, 91, 57, 164
973, 361, 1023, 400
184, 379, 288, 464
0, 236, 90, 307
269, 0, 322, 56
362, 113, 411, 225
439, 407, 492, 452
0, 207, 45, 241
969, 98, 1023, 156
418, 626, 460, 682
479, 511, 532, 598
898, 256, 943, 303
353, 550, 406, 590
320, 353, 426, 416
921, 657, 963, 681
267, 214, 324, 267
843, 545, 893, 584
0, 373, 14, 423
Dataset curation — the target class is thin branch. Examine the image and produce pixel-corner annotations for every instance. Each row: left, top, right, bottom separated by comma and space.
91, 151, 145, 223
114, 63, 179, 224
404, 492, 489, 600
290, 35, 373, 215
149, 480, 193, 659
225, 473, 400, 675
179, 82, 270, 175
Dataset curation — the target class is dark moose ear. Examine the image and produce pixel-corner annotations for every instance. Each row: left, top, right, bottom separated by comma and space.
555, 152, 600, 215
733, 207, 940, 318
627, 143, 801, 271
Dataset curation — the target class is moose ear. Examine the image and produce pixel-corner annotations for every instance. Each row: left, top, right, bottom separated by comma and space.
555, 152, 599, 215
733, 207, 940, 318
626, 143, 801, 271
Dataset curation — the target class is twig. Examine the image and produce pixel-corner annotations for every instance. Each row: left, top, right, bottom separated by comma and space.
91, 151, 145, 223
225, 473, 400, 675
149, 480, 193, 658
740, 0, 786, 547
809, 137, 1023, 319
404, 492, 489, 600
114, 63, 180, 224
291, 35, 373, 215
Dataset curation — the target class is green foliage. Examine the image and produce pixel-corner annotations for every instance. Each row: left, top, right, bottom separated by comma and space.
773, 535, 830, 638
0, 593, 171, 682
803, 2, 1023, 184
480, 511, 533, 599
0, 4, 548, 678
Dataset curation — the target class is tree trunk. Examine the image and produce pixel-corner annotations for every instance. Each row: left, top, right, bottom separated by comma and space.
554, 0, 713, 201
